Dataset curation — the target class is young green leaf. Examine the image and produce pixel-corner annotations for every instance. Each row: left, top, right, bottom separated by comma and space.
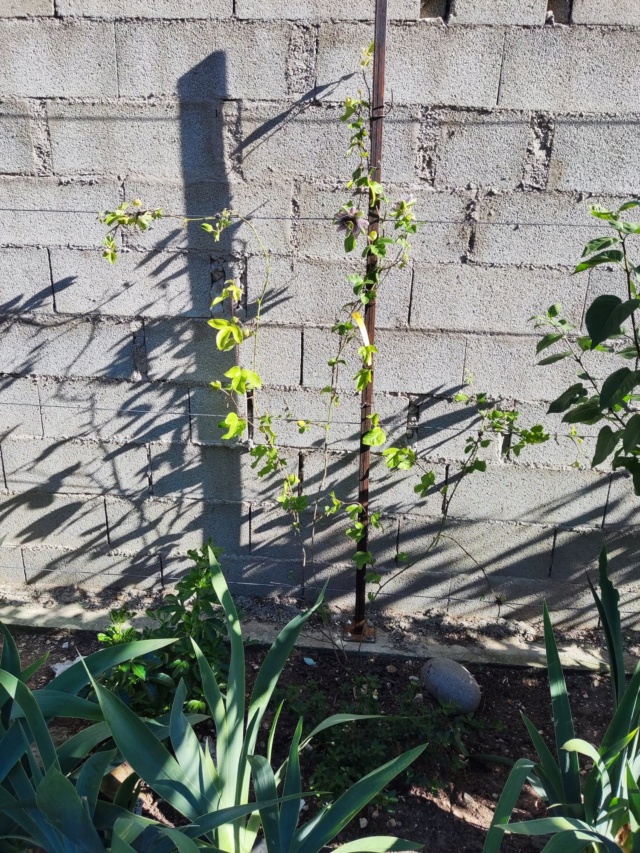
591, 425, 621, 467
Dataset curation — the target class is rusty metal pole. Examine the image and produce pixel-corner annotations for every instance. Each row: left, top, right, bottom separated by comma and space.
346, 0, 387, 642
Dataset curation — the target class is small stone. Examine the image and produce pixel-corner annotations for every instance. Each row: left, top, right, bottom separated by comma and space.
387, 818, 397, 828
61, 641, 69, 649
412, 693, 424, 704
420, 657, 481, 714
408, 675, 420, 684
386, 664, 398, 674
359, 818, 368, 829
491, 793, 498, 800
372, 810, 379, 818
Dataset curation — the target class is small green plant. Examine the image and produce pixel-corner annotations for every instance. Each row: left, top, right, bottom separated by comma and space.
533, 199, 640, 489
89, 545, 425, 853
275, 673, 480, 811
0, 620, 187, 851
98, 543, 230, 715
484, 548, 640, 853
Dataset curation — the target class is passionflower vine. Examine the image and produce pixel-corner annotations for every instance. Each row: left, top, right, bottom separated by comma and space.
334, 205, 368, 237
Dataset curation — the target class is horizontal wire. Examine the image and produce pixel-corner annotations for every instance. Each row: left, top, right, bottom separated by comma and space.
0, 209, 613, 229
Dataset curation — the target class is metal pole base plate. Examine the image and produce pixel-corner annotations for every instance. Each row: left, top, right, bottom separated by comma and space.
343, 620, 376, 643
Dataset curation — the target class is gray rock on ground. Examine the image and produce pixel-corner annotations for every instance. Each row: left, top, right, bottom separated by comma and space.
420, 657, 481, 713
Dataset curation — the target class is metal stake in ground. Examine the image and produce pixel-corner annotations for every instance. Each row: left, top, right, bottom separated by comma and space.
345, 0, 388, 643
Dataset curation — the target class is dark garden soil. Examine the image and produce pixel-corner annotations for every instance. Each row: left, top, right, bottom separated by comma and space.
5, 624, 618, 852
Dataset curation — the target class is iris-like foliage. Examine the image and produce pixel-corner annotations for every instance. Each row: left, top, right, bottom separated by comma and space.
484, 548, 640, 853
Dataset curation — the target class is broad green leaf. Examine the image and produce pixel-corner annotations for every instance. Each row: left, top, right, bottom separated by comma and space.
0, 671, 58, 772
0, 623, 21, 679
600, 367, 640, 410
624, 413, 640, 453
362, 426, 387, 447
592, 425, 621, 466
538, 351, 572, 366
520, 713, 563, 804
581, 236, 619, 257
587, 548, 625, 710
537, 333, 564, 355
574, 249, 623, 273
585, 295, 640, 348
483, 758, 536, 853
76, 748, 117, 819
248, 755, 280, 853
280, 718, 304, 853
562, 400, 603, 426
547, 384, 587, 415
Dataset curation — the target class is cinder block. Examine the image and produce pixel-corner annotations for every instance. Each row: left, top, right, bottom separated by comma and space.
0, 316, 137, 380
435, 112, 530, 190
116, 21, 288, 101
50, 249, 212, 319
48, 101, 223, 181
124, 178, 293, 257
247, 256, 412, 328
105, 496, 249, 555
162, 552, 302, 597
296, 184, 470, 263
490, 577, 596, 626
302, 326, 465, 394
415, 395, 483, 462
2, 437, 149, 496
190, 385, 247, 446
0, 100, 33, 173
450, 464, 610, 527
399, 514, 553, 581
549, 119, 640, 195
146, 318, 238, 385
58, 0, 233, 16
449, 0, 547, 23
236, 103, 417, 184
473, 191, 602, 267
463, 333, 585, 402
239, 325, 302, 388
0, 177, 123, 248
571, 0, 640, 24
300, 449, 359, 505
0, 0, 53, 15
150, 442, 298, 504
0, 248, 53, 312
605, 472, 640, 528
0, 20, 117, 98
23, 548, 161, 591
499, 28, 640, 113
236, 0, 417, 19
39, 378, 190, 444
370, 458, 447, 516
0, 546, 25, 587
411, 264, 587, 334
510, 400, 598, 470
317, 22, 505, 107
0, 376, 41, 438
0, 492, 108, 549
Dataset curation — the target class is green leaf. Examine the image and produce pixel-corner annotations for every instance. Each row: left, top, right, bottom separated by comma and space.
542, 604, 581, 807
520, 713, 563, 805
585, 295, 640, 348
618, 200, 640, 212
536, 333, 564, 354
562, 400, 603, 426
623, 413, 640, 453
362, 426, 386, 447
547, 384, 587, 415
482, 758, 536, 853
538, 351, 572, 366
581, 236, 619, 257
574, 249, 623, 273
35, 766, 105, 852
600, 367, 640, 410
591, 425, 621, 466
333, 840, 422, 853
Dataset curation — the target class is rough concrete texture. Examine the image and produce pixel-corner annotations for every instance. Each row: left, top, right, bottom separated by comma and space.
1, 4, 640, 631
449, 0, 547, 25
0, 0, 53, 15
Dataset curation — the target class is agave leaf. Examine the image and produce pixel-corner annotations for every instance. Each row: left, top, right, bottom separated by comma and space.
280, 718, 304, 853
543, 604, 581, 807
0, 671, 58, 772
19, 652, 50, 684
35, 765, 105, 852
291, 745, 425, 853
483, 758, 536, 853
26, 689, 105, 721
602, 663, 640, 759
76, 748, 117, 818
0, 725, 28, 784
0, 623, 21, 679
248, 755, 281, 853
506, 818, 621, 852
520, 713, 563, 805
170, 680, 217, 811
587, 548, 625, 709
159, 826, 203, 853
332, 840, 422, 853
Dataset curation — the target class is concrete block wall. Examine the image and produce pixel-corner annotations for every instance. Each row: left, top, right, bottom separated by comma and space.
1, 0, 639, 629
